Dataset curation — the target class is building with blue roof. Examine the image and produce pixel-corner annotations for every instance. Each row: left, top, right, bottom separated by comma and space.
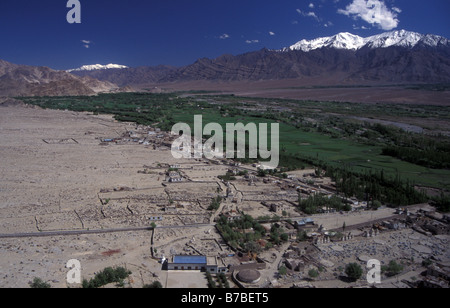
166, 255, 227, 273
173, 255, 207, 264
295, 218, 315, 229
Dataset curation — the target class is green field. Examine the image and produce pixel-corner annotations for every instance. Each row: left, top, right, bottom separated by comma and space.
20, 93, 450, 192
172, 110, 450, 190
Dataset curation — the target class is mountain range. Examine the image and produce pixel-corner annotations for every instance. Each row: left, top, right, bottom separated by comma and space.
287, 30, 449, 52
66, 64, 129, 73
1, 30, 449, 97
0, 60, 119, 97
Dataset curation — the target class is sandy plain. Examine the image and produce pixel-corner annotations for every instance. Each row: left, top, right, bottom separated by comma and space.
145, 80, 450, 106
0, 103, 229, 288
1, 102, 448, 289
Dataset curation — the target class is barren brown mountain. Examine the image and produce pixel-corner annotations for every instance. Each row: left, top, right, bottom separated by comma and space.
69, 36, 450, 87
0, 60, 118, 97
2, 31, 450, 98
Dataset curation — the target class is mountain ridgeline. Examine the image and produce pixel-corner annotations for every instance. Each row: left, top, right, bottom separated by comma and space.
70, 30, 450, 86
1, 30, 449, 96
0, 60, 119, 97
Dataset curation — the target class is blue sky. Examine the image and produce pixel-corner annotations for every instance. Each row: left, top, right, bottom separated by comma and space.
1, 0, 449, 70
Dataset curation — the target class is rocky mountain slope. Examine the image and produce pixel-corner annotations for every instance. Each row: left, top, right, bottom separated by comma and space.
67, 63, 129, 72
0, 60, 118, 97
69, 65, 177, 87
70, 30, 450, 86
2, 30, 449, 96
161, 30, 450, 83
287, 30, 449, 52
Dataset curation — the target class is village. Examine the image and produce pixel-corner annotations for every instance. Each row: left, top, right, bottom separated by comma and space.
0, 106, 449, 288
89, 122, 450, 288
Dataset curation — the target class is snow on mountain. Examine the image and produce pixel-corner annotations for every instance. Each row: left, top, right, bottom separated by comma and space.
67, 64, 129, 72
287, 30, 450, 52
288, 32, 364, 52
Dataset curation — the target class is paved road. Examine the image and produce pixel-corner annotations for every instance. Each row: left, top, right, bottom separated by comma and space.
0, 223, 215, 239
0, 204, 427, 239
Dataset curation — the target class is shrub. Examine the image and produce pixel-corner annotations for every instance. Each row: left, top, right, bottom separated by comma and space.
82, 266, 131, 288
205, 271, 216, 289
143, 281, 163, 288
382, 260, 404, 277
345, 263, 363, 281
279, 266, 287, 276
308, 269, 319, 279
29, 277, 51, 289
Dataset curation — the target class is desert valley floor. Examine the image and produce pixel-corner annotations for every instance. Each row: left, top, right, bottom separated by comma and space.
0, 102, 449, 288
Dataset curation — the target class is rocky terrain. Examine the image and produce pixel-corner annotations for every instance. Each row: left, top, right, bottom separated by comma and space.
70, 30, 450, 86
2, 30, 449, 97
0, 102, 448, 289
70, 65, 178, 88
0, 60, 118, 97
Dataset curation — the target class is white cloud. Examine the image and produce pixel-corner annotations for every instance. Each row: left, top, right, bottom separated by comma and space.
245, 39, 259, 44
219, 33, 230, 40
81, 40, 92, 49
309, 3, 315, 9
337, 0, 400, 31
353, 24, 370, 30
269, 31, 276, 36
296, 9, 320, 22
307, 12, 319, 20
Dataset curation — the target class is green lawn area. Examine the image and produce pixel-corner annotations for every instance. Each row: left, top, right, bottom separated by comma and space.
278, 124, 450, 189
291, 135, 450, 189
172, 107, 450, 190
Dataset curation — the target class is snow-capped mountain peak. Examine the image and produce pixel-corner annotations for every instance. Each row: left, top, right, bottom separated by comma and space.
365, 30, 423, 48
67, 64, 129, 72
289, 32, 364, 52
286, 30, 449, 52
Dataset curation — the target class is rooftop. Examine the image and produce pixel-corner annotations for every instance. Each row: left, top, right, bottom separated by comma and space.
173, 255, 207, 264
237, 269, 261, 284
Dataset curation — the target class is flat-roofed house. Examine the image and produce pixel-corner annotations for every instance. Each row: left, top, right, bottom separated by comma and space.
166, 171, 183, 183
166, 255, 227, 273
168, 255, 207, 271
295, 218, 315, 229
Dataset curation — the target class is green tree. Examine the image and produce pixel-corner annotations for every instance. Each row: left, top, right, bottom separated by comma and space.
279, 266, 287, 276
371, 200, 382, 210
308, 269, 319, 279
143, 281, 163, 288
345, 263, 363, 282
280, 233, 289, 242
297, 230, 308, 242
208, 195, 223, 211
434, 193, 450, 213
243, 241, 261, 254
82, 266, 131, 288
382, 260, 404, 277
205, 271, 216, 288
218, 273, 230, 289
29, 277, 51, 289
